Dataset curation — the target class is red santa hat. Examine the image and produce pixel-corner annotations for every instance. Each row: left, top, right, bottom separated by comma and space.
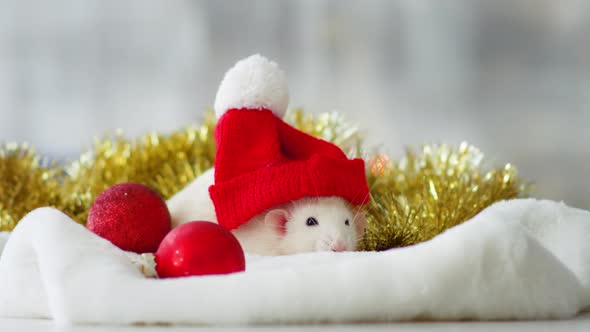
209, 54, 370, 230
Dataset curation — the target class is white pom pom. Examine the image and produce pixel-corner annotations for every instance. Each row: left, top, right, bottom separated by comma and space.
214, 54, 289, 119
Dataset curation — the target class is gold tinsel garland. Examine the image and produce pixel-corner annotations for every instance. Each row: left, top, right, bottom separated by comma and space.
60, 113, 217, 222
0, 110, 525, 250
360, 144, 524, 250
0, 143, 61, 231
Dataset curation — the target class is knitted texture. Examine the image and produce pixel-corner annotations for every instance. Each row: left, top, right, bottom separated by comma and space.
209, 109, 370, 230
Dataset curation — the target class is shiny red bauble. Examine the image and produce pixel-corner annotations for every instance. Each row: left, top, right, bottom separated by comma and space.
155, 221, 246, 278
87, 183, 171, 253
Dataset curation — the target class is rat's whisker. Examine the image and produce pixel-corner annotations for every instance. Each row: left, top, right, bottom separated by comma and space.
351, 172, 378, 206
350, 177, 378, 228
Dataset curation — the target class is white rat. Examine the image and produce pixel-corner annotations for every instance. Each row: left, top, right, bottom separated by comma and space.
166, 168, 367, 256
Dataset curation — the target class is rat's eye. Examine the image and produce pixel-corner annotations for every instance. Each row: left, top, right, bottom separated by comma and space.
306, 217, 319, 226
344, 219, 350, 226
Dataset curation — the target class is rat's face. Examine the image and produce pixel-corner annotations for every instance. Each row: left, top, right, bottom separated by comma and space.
279, 197, 366, 254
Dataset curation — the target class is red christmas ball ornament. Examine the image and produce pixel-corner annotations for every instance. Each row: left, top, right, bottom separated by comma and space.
155, 221, 246, 278
87, 183, 171, 253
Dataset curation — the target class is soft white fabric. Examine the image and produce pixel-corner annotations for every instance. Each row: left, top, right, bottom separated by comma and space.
214, 54, 289, 119
167, 167, 217, 227
0, 232, 10, 255
0, 199, 588, 325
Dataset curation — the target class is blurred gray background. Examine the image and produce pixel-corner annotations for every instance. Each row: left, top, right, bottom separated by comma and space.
0, 0, 588, 208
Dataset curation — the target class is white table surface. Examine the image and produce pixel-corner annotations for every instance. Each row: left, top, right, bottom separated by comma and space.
2, 312, 589, 332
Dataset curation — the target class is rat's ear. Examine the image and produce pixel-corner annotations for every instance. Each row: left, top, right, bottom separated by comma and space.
264, 209, 290, 237
353, 211, 367, 235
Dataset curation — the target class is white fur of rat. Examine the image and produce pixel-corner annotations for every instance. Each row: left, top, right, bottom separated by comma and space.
166, 168, 367, 256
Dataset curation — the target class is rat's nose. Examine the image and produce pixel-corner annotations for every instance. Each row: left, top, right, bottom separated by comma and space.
331, 240, 347, 252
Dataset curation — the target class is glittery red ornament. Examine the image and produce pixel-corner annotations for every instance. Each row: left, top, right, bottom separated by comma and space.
155, 221, 246, 278
87, 183, 171, 253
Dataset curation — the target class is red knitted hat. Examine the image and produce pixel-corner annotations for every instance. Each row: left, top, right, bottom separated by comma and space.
209, 55, 370, 230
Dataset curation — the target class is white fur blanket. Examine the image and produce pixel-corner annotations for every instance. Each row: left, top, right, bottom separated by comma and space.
0, 199, 588, 325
